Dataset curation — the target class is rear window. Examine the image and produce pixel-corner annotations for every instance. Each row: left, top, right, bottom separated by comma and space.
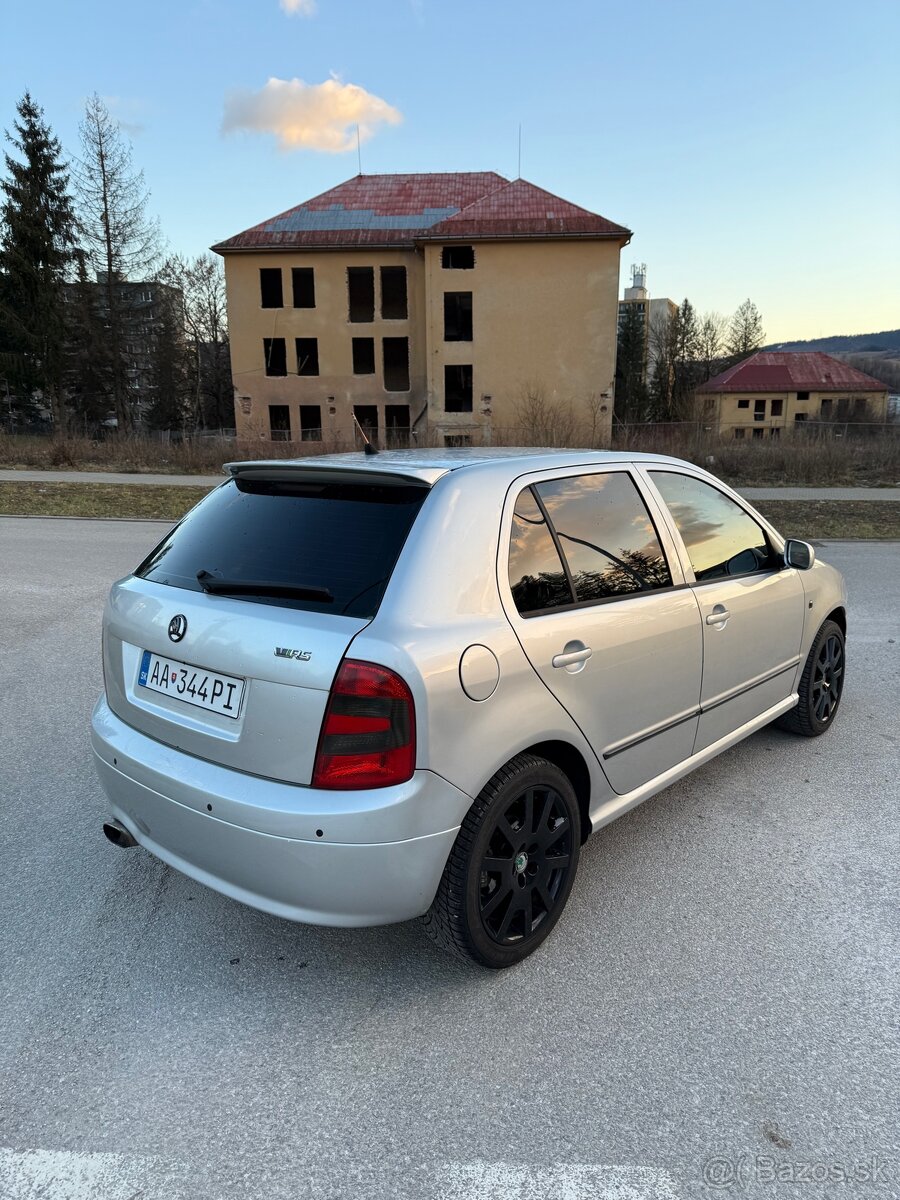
135, 477, 428, 618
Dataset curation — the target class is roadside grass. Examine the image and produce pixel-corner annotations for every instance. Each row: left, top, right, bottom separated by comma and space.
2, 429, 900, 486
0, 481, 214, 521
2, 481, 899, 539
753, 500, 900, 540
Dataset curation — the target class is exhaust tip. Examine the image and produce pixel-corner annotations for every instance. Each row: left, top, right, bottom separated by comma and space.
103, 820, 138, 849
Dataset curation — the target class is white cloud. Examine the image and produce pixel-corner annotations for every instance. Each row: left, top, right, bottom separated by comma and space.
101, 94, 146, 136
222, 77, 402, 153
280, 0, 316, 14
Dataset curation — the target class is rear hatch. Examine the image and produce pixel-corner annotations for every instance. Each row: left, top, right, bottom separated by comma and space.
102, 467, 430, 785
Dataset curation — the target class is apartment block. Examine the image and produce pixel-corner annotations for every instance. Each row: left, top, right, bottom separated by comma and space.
212, 173, 631, 448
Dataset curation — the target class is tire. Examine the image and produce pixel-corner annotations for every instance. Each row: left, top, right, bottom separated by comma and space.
776, 619, 845, 737
422, 754, 581, 969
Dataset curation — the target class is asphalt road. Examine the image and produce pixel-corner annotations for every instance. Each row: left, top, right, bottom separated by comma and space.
1, 519, 897, 1200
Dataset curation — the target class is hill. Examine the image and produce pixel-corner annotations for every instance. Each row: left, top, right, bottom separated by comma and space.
768, 329, 900, 354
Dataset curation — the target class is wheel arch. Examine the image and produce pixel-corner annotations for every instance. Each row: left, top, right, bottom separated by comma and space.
508, 739, 593, 844
825, 605, 846, 636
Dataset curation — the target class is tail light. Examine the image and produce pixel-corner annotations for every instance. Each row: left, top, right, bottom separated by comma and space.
312, 659, 416, 790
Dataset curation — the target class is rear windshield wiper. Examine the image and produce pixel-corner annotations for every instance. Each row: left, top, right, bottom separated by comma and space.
196, 569, 333, 603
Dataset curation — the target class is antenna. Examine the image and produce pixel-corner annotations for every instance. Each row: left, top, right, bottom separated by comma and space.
352, 413, 378, 455
517, 124, 522, 178
356, 124, 362, 175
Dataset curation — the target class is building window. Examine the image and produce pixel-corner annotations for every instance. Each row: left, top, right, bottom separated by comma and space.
295, 338, 319, 376
737, 398, 750, 409
445, 364, 473, 412
385, 404, 410, 448
263, 337, 287, 376
444, 292, 473, 342
383, 337, 410, 392
821, 398, 833, 418
733, 427, 745, 439
752, 428, 765, 439
795, 413, 808, 423
444, 433, 472, 447
352, 337, 376, 375
754, 399, 766, 421
441, 245, 475, 270
353, 405, 378, 442
380, 267, 408, 320
260, 268, 283, 308
299, 404, 322, 441
292, 267, 315, 308
268, 404, 291, 441
854, 398, 867, 416
347, 267, 375, 322
771, 399, 784, 417
770, 426, 781, 438
797, 391, 809, 400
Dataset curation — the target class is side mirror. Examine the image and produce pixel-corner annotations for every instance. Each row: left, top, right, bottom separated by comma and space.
784, 539, 815, 570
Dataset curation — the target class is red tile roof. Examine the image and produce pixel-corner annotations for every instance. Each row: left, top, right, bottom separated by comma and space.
697, 351, 888, 394
426, 178, 631, 241
212, 172, 630, 252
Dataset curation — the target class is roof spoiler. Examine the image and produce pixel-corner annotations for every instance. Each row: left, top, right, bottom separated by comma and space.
224, 460, 445, 487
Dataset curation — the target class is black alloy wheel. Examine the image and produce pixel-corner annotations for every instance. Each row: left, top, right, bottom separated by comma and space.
423, 754, 581, 968
812, 631, 844, 724
478, 784, 573, 947
777, 618, 846, 737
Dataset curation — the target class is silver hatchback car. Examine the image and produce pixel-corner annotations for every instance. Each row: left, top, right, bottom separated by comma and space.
92, 448, 847, 967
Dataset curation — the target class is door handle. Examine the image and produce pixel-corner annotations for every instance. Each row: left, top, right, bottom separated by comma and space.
552, 643, 592, 670
706, 606, 730, 625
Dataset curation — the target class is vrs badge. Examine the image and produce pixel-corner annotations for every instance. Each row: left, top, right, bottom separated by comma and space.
274, 647, 312, 660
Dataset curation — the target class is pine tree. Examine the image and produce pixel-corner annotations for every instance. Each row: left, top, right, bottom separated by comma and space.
0, 92, 76, 429
64, 248, 114, 428
614, 303, 649, 423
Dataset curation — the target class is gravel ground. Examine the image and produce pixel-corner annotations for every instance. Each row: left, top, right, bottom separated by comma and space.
1, 519, 897, 1200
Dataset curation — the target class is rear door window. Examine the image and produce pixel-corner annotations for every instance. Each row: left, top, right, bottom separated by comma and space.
507, 472, 672, 616
135, 478, 428, 617
507, 488, 573, 615
534, 472, 672, 602
650, 471, 779, 581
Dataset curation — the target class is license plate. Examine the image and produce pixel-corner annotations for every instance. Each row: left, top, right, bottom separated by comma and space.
138, 650, 244, 719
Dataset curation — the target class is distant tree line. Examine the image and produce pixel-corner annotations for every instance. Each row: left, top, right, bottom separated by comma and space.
616, 297, 765, 424
0, 92, 232, 435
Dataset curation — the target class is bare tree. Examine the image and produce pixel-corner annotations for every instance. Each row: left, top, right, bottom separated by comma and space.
697, 311, 728, 382
512, 382, 579, 446
727, 299, 765, 362
74, 94, 160, 431
158, 253, 232, 428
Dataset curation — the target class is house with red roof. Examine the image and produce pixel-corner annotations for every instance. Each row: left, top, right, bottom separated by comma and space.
695, 351, 889, 438
212, 173, 631, 447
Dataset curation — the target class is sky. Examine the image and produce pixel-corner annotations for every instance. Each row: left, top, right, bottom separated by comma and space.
1, 0, 898, 342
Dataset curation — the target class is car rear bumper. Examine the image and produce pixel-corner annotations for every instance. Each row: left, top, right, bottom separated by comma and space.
91, 696, 467, 926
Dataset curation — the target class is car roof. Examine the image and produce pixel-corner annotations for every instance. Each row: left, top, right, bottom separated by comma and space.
225, 447, 696, 487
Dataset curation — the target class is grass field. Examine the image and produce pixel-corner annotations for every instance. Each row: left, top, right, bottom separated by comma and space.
0, 482, 213, 521
2, 428, 900, 486
2, 480, 899, 540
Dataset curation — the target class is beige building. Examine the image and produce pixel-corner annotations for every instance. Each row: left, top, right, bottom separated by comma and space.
616, 264, 677, 385
212, 172, 631, 449
696, 352, 889, 437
